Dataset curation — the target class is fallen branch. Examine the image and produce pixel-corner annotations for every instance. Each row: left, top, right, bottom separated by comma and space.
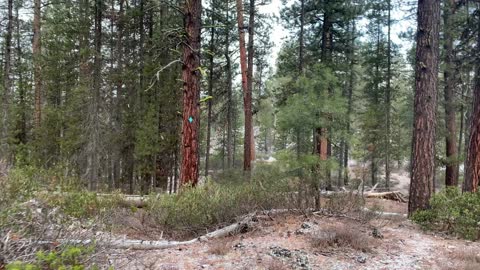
362, 207, 407, 218
366, 191, 407, 203
32, 213, 259, 250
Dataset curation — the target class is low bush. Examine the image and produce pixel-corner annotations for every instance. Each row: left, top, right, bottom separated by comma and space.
411, 187, 480, 240
6, 245, 104, 270
39, 191, 125, 218
147, 177, 291, 232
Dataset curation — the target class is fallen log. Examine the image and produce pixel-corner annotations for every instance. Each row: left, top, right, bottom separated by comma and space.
366, 191, 407, 203
362, 207, 407, 218
34, 212, 259, 250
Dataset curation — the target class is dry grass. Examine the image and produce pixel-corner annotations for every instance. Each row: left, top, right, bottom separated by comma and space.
310, 225, 372, 252
443, 248, 480, 270
207, 238, 232, 256
264, 259, 291, 270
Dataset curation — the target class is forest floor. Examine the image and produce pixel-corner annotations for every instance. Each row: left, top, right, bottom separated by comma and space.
104, 179, 480, 270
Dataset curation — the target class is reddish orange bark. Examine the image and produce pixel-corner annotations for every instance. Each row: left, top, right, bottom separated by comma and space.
409, 0, 440, 215
235, 0, 252, 172
464, 23, 480, 193
180, 0, 202, 186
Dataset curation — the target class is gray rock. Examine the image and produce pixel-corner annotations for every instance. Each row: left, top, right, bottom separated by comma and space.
270, 246, 292, 258
301, 222, 312, 229
372, 227, 384, 239
356, 255, 367, 264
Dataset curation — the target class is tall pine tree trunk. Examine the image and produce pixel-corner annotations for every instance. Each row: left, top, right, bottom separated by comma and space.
409, 0, 440, 215
225, 0, 233, 168
1, 0, 13, 159
464, 14, 480, 192
180, 0, 202, 185
88, 0, 103, 190
235, 0, 252, 172
385, 0, 392, 190
205, 2, 215, 177
15, 3, 27, 146
443, 0, 458, 187
33, 0, 42, 130
318, 9, 332, 188
344, 21, 356, 187
247, 0, 255, 163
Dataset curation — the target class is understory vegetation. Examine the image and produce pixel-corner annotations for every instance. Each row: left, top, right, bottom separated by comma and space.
412, 187, 480, 240
0, 157, 376, 266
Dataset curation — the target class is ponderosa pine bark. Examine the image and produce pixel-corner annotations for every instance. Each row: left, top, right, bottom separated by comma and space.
315, 8, 332, 162
235, 0, 252, 172
408, 0, 441, 215
443, 0, 459, 187
33, 0, 42, 129
464, 12, 480, 193
1, 0, 13, 159
180, 0, 202, 186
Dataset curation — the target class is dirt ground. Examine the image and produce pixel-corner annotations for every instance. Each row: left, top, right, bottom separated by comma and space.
105, 198, 480, 270
102, 165, 479, 270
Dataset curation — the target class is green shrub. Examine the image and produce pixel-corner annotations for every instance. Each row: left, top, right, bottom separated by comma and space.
147, 167, 293, 232
411, 187, 480, 240
39, 191, 126, 218
6, 245, 103, 270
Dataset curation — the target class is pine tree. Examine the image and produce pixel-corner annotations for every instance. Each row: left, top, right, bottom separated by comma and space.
409, 0, 441, 215
180, 0, 202, 185
464, 7, 480, 192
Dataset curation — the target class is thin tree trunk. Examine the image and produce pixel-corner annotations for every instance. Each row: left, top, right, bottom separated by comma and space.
88, 0, 103, 190
247, 0, 255, 162
15, 3, 27, 146
236, 0, 252, 173
180, 0, 202, 186
443, 0, 458, 187
205, 2, 215, 177
319, 9, 332, 189
226, 0, 233, 168
464, 15, 480, 192
298, 0, 305, 73
344, 21, 356, 187
385, 0, 392, 190
408, 0, 440, 215
1, 0, 13, 159
116, 0, 126, 191
33, 0, 42, 130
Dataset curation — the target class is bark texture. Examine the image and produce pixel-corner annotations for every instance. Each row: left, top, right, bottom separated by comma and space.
408, 0, 441, 215
180, 0, 202, 185
464, 15, 480, 193
235, 0, 252, 172
443, 0, 458, 187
